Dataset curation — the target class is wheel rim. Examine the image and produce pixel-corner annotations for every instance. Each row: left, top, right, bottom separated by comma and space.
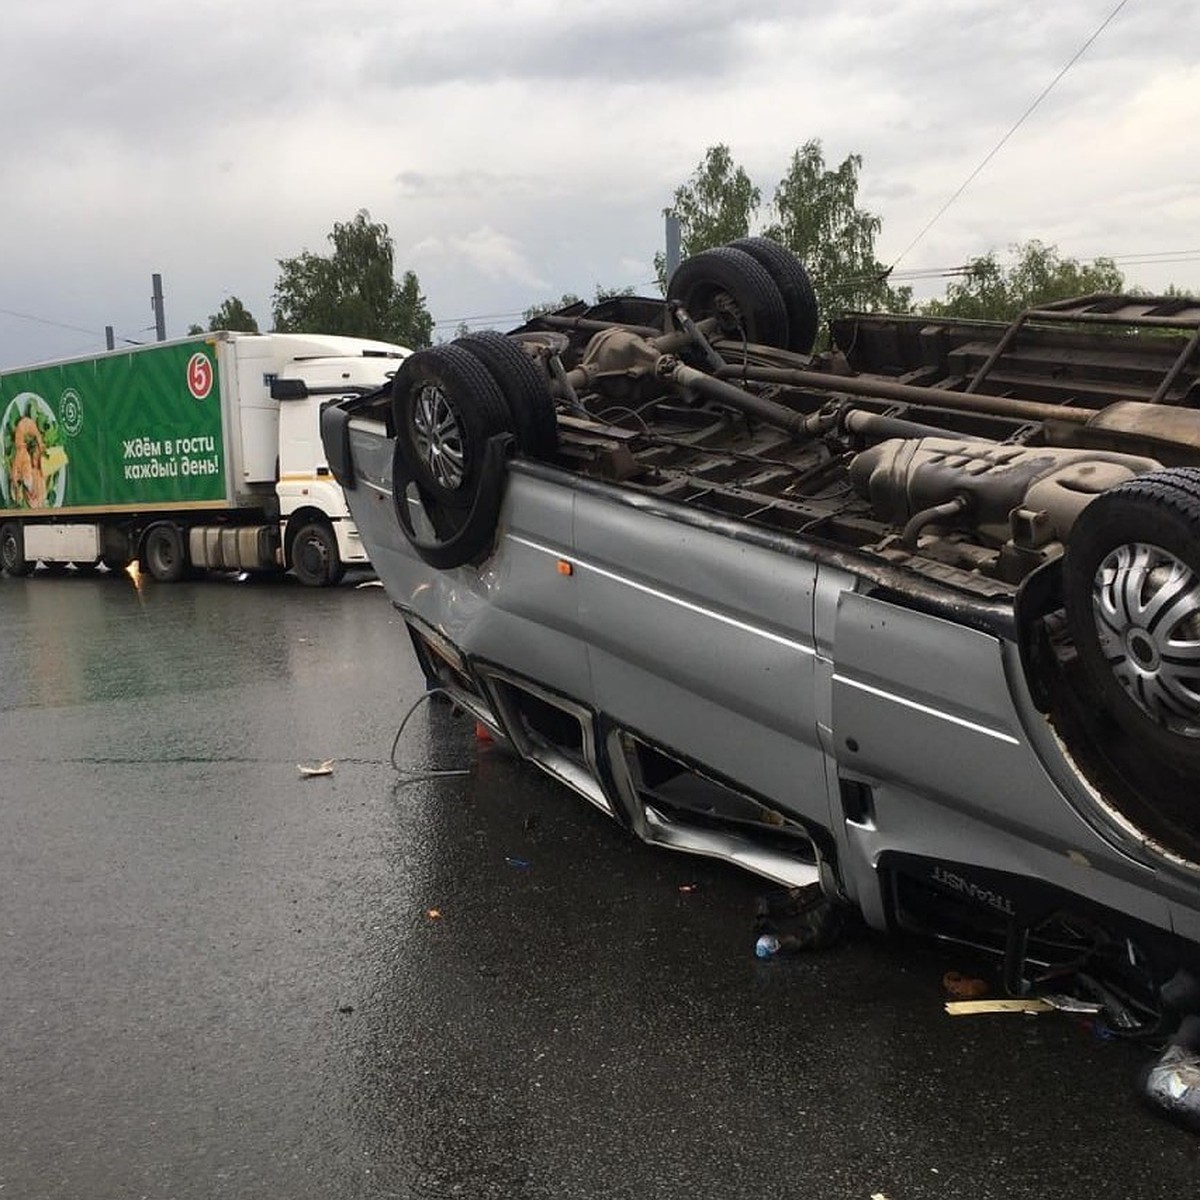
1093, 541, 1200, 737
298, 534, 328, 580
412, 384, 465, 491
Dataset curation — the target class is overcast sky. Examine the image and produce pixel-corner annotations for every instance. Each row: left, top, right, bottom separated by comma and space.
1, 0, 1196, 367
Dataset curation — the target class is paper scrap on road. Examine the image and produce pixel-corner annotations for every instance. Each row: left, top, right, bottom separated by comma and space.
945, 998, 1054, 1016
298, 759, 335, 778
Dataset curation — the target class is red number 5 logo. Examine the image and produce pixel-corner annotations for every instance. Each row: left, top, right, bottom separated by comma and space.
187, 352, 214, 400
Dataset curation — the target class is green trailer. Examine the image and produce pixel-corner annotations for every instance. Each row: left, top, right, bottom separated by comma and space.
0, 332, 407, 584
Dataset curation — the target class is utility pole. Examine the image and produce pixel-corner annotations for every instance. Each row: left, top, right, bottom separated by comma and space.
151, 273, 166, 342
665, 213, 682, 280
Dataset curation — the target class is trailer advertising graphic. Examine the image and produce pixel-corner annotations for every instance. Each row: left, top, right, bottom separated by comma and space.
0, 342, 226, 516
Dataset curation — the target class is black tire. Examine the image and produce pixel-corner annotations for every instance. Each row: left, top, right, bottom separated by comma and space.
290, 521, 345, 587
729, 237, 820, 354
392, 434, 510, 570
455, 331, 558, 459
392, 345, 514, 509
0, 522, 32, 577
666, 246, 790, 349
1064, 469, 1200, 776
144, 524, 186, 583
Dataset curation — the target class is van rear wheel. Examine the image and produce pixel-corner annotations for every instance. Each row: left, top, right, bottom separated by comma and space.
666, 246, 790, 349
729, 237, 820, 354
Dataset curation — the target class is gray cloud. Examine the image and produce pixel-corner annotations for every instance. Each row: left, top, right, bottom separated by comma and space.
0, 0, 1196, 368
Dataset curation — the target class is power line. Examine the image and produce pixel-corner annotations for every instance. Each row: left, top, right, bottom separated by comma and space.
889, 0, 1133, 273
0, 306, 104, 338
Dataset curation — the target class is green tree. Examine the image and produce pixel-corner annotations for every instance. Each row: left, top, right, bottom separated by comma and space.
522, 292, 584, 323
272, 210, 434, 347
188, 296, 259, 336
654, 145, 761, 288
655, 142, 910, 336
522, 284, 637, 324
765, 140, 911, 318
922, 241, 1124, 321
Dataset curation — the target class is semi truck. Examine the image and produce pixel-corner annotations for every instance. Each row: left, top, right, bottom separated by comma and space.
0, 331, 408, 585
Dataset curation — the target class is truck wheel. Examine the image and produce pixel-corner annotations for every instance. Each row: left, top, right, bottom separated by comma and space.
392, 345, 513, 509
290, 521, 345, 587
729, 237, 820, 354
144, 524, 186, 583
0, 523, 33, 577
667, 246, 790, 349
455, 331, 559, 459
1064, 469, 1200, 776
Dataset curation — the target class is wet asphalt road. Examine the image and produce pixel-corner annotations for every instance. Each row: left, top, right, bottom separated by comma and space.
1, 570, 1198, 1199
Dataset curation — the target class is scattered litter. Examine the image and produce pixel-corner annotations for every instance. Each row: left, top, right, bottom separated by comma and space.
1042, 993, 1104, 1015
942, 971, 989, 999
1142, 1014, 1200, 1129
755, 933, 781, 959
945, 998, 1054, 1016
871, 1193, 891, 1200
298, 759, 334, 778
505, 856, 531, 870
356, 579, 385, 589
753, 882, 847, 956
389, 689, 472, 783
337, 1004, 355, 1014
426, 909, 442, 920
678, 883, 698, 895
1142, 1016, 1200, 1130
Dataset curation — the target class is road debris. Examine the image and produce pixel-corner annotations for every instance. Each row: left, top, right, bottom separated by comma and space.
297, 759, 334, 778
1142, 1017, 1200, 1131
945, 998, 1054, 1016
942, 971, 990, 999
1041, 994, 1104, 1015
753, 882, 847, 956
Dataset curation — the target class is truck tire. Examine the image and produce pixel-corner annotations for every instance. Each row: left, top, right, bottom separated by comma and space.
0, 522, 33, 577
392, 345, 513, 509
290, 521, 345, 587
455, 332, 559, 459
144, 523, 187, 583
1064, 469, 1200, 777
729, 237, 820, 354
667, 246, 790, 349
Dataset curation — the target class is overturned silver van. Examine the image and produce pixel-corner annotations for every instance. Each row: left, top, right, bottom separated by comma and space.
322, 240, 1200, 1013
